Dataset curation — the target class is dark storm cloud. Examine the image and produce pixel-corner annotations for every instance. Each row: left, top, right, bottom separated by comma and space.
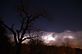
0, 0, 82, 32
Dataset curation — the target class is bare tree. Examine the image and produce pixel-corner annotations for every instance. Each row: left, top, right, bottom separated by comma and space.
0, 0, 47, 54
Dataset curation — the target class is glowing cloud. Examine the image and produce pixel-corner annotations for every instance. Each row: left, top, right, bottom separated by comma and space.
41, 33, 57, 44
63, 35, 75, 39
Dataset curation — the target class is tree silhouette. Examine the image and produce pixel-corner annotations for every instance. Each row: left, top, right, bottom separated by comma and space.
28, 38, 44, 54
0, 0, 47, 54
0, 18, 11, 54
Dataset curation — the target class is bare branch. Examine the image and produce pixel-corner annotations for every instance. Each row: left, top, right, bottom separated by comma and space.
20, 19, 29, 41
22, 36, 37, 41
11, 24, 15, 30
19, 18, 26, 32
1, 23, 15, 34
30, 17, 38, 23
16, 30, 20, 41
0, 22, 17, 43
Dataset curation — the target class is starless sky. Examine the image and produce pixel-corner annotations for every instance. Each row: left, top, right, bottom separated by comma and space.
0, 0, 82, 32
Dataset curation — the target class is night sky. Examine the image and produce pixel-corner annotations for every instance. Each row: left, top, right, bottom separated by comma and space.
0, 0, 82, 32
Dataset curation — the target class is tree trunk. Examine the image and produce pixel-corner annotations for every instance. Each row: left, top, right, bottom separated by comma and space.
16, 43, 22, 54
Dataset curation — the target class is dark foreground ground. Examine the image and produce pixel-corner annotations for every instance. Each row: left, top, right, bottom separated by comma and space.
0, 44, 82, 54
21, 44, 82, 54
